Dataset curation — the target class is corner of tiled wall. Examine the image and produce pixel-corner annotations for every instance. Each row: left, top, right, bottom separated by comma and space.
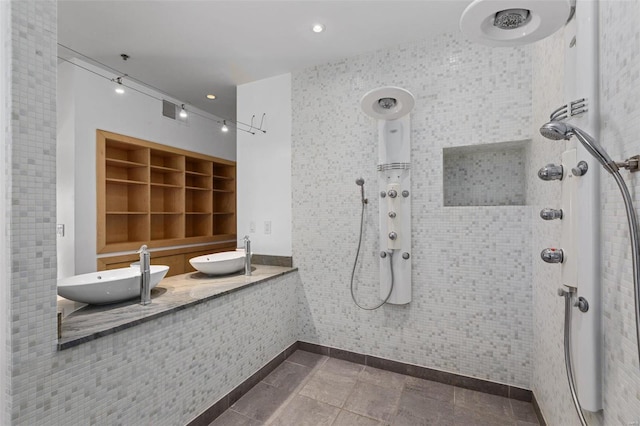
8, 0, 58, 423
598, 0, 640, 423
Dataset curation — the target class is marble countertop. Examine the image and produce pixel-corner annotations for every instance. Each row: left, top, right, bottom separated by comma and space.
58, 264, 297, 350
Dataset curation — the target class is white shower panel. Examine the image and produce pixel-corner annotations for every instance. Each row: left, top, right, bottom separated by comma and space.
378, 115, 412, 305
563, 0, 602, 412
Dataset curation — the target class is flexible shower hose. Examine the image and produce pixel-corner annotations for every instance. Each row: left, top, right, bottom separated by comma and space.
350, 196, 394, 310
610, 170, 640, 370
560, 288, 588, 426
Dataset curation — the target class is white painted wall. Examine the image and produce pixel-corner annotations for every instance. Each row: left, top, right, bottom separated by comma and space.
57, 60, 237, 277
236, 74, 292, 256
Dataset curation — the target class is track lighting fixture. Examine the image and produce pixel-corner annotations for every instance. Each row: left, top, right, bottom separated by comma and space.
114, 76, 125, 94
58, 43, 267, 135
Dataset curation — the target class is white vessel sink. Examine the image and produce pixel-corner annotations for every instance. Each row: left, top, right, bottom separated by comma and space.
57, 265, 170, 305
189, 250, 246, 276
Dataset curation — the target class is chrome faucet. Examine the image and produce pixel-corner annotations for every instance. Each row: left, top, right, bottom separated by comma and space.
138, 244, 151, 305
243, 235, 252, 276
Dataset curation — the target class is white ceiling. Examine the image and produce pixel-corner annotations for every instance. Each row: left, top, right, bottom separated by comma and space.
58, 0, 473, 120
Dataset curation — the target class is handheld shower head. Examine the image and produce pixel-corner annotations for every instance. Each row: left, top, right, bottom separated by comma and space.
539, 121, 570, 141
355, 178, 368, 204
540, 121, 619, 174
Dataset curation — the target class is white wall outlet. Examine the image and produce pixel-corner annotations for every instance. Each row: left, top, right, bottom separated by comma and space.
264, 220, 271, 235
56, 224, 65, 237
249, 221, 256, 233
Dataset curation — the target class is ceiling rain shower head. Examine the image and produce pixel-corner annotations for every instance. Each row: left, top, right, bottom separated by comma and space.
539, 121, 619, 174
361, 86, 415, 120
493, 9, 530, 29
460, 0, 573, 47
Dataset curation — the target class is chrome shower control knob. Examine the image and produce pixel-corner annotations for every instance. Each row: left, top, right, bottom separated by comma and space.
572, 161, 588, 176
380, 191, 387, 198
388, 189, 398, 198
541, 248, 564, 263
574, 296, 589, 313
388, 211, 396, 218
389, 232, 397, 240
538, 164, 563, 181
540, 208, 563, 220
402, 252, 410, 259
402, 190, 410, 198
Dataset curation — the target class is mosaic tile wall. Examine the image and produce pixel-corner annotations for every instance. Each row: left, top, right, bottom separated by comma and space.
8, 0, 59, 423
443, 141, 528, 207
0, 2, 10, 424
531, 2, 640, 424
7, 3, 300, 424
292, 33, 534, 388
598, 1, 640, 421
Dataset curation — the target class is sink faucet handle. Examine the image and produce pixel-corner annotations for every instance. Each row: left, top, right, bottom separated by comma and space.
243, 235, 250, 242
137, 244, 148, 253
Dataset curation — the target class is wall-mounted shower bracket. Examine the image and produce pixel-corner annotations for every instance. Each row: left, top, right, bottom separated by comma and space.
616, 155, 640, 172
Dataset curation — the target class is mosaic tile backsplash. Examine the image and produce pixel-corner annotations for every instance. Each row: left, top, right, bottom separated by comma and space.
292, 33, 534, 388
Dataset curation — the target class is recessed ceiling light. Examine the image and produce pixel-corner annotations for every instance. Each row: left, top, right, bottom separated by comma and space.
312, 23, 325, 33
206, 94, 216, 100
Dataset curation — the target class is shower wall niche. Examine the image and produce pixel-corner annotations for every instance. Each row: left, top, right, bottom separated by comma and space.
443, 140, 529, 207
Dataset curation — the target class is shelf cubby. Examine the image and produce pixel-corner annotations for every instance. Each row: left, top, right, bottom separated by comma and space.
106, 181, 148, 213
150, 185, 184, 213
151, 213, 184, 241
97, 130, 236, 253
185, 188, 212, 213
105, 214, 149, 245
185, 213, 212, 238
212, 214, 235, 237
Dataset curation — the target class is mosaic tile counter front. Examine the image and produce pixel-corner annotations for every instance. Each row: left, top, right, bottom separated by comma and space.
58, 265, 297, 349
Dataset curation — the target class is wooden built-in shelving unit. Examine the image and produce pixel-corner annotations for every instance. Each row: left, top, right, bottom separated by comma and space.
97, 130, 236, 254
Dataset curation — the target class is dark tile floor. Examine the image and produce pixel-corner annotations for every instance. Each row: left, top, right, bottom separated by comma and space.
210, 350, 540, 426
